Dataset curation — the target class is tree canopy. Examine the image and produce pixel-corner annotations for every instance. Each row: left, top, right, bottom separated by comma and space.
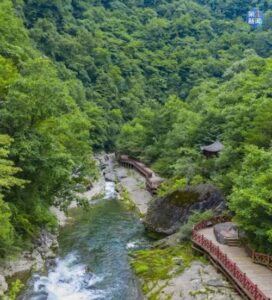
1, 0, 272, 255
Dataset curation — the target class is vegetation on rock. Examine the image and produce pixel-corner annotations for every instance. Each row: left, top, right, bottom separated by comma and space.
130, 243, 206, 299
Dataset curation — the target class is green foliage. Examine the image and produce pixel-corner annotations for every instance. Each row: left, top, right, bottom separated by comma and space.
157, 177, 187, 197
1, 0, 272, 255
118, 185, 137, 211
178, 210, 214, 241
118, 54, 272, 251
0, 135, 26, 257
228, 146, 272, 253
0, 195, 15, 257
0, 135, 26, 190
0, 1, 96, 257
4, 279, 24, 300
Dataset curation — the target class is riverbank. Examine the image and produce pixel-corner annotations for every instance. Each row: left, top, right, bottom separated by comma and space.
2, 153, 242, 299
0, 155, 107, 298
19, 179, 148, 299
131, 244, 242, 300
0, 230, 59, 298
102, 153, 153, 215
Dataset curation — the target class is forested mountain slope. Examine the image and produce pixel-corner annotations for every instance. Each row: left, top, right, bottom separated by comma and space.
0, 0, 272, 258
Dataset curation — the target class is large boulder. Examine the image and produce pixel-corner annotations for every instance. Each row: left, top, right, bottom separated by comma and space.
0, 274, 8, 297
103, 169, 116, 182
213, 222, 239, 245
144, 184, 224, 235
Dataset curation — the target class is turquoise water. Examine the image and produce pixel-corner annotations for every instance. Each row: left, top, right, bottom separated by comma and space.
20, 184, 150, 300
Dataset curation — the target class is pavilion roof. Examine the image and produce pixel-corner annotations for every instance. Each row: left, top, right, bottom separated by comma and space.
200, 141, 224, 153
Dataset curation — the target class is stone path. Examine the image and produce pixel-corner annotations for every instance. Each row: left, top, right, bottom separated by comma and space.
115, 165, 152, 215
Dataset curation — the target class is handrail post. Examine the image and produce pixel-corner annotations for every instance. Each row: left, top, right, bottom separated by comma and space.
243, 273, 246, 287
224, 254, 227, 266
233, 263, 236, 276
254, 284, 258, 298
217, 245, 220, 258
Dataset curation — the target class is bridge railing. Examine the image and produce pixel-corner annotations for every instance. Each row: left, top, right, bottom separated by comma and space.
192, 217, 270, 300
246, 245, 272, 270
118, 156, 153, 178
118, 155, 163, 193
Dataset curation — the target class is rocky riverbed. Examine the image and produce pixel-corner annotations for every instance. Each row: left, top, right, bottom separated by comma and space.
0, 155, 107, 297
100, 153, 153, 215
0, 230, 59, 297
151, 261, 241, 300
1, 153, 242, 300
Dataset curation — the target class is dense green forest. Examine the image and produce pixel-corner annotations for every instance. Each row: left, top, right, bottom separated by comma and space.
0, 0, 272, 257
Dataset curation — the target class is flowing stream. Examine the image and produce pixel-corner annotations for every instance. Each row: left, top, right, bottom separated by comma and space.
20, 182, 150, 300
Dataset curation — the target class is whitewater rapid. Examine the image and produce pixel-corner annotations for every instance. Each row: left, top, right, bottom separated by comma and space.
20, 181, 147, 300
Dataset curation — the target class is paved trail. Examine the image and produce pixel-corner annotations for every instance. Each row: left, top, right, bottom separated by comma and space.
200, 227, 272, 299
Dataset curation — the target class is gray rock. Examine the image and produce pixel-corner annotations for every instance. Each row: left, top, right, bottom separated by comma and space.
32, 250, 44, 271
1, 253, 36, 277
0, 228, 58, 294
44, 249, 56, 260
144, 184, 225, 235
104, 171, 116, 182
173, 257, 183, 266
205, 278, 227, 288
0, 274, 8, 296
116, 168, 128, 179
214, 222, 239, 245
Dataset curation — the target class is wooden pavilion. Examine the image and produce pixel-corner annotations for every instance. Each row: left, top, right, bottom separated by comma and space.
200, 141, 224, 157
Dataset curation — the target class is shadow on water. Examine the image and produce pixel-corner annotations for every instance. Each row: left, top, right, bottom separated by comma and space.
20, 186, 150, 300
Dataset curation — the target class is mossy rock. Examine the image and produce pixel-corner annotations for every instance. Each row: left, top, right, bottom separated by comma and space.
169, 190, 199, 206
144, 184, 224, 235
130, 243, 201, 298
130, 243, 194, 284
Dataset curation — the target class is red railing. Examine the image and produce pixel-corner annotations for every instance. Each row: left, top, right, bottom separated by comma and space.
192, 217, 270, 300
245, 246, 272, 270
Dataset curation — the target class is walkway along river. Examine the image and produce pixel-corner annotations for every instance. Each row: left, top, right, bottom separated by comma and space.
19, 182, 150, 300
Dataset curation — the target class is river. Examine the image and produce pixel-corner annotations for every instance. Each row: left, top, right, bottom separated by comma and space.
20, 182, 150, 300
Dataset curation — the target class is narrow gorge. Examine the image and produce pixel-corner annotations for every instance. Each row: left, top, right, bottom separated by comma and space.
14, 155, 241, 300
1, 1, 272, 299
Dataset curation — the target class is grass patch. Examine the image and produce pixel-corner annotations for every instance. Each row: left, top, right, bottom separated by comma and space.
130, 243, 195, 282
4, 279, 24, 300
91, 192, 106, 200
137, 181, 146, 190
119, 185, 137, 211
130, 242, 206, 299
189, 286, 214, 297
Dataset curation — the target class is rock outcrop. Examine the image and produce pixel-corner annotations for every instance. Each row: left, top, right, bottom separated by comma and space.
214, 222, 239, 244
0, 229, 58, 296
0, 275, 8, 297
144, 184, 224, 235
154, 261, 241, 300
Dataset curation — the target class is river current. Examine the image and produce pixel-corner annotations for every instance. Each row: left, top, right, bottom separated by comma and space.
20, 182, 150, 300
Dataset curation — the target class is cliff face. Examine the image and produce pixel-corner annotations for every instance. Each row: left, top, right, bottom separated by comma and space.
144, 184, 225, 235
